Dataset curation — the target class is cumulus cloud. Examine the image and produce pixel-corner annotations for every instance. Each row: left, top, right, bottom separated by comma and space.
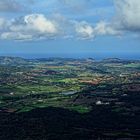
24, 14, 57, 34
94, 21, 121, 36
115, 0, 140, 32
1, 32, 33, 41
0, 14, 122, 41
74, 21, 121, 39
0, 14, 59, 41
0, 18, 7, 29
0, 0, 140, 41
75, 21, 94, 39
73, 0, 140, 39
76, 0, 140, 37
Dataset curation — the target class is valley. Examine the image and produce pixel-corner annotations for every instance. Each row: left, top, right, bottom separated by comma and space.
0, 57, 140, 139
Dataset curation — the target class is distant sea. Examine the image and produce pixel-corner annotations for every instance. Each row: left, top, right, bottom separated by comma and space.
0, 52, 140, 60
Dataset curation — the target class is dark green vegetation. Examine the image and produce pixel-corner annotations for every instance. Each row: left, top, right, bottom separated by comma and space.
0, 56, 140, 139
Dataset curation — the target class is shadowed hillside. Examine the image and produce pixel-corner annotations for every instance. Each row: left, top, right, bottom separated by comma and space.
0, 107, 140, 140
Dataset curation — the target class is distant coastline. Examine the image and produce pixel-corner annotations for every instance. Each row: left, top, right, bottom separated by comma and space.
0, 52, 140, 60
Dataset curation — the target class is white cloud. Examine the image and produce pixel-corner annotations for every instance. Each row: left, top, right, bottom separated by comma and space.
0, 18, 6, 29
0, 14, 59, 41
74, 21, 121, 39
94, 21, 121, 36
0, 17, 11, 31
10, 14, 58, 34
73, 0, 140, 39
1, 32, 33, 41
0, 14, 122, 41
1, 0, 140, 41
24, 14, 57, 34
75, 21, 94, 39
115, 0, 140, 31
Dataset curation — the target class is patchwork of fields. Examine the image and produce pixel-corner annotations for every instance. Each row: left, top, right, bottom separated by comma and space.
0, 57, 140, 139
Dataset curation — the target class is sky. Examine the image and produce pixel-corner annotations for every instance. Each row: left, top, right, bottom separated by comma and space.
0, 0, 140, 58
